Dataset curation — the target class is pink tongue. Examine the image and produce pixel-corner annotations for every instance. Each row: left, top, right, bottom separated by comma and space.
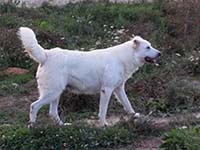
145, 57, 155, 63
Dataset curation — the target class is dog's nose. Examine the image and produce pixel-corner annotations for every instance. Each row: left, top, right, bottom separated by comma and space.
157, 52, 161, 57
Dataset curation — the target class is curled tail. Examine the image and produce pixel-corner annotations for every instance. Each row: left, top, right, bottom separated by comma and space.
18, 27, 46, 64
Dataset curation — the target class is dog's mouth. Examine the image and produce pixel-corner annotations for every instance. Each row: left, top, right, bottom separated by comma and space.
144, 53, 161, 63
144, 56, 157, 63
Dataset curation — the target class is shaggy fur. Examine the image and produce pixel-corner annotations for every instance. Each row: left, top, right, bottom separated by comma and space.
18, 27, 161, 127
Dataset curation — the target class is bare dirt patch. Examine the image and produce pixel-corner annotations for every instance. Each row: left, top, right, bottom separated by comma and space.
81, 112, 200, 130
0, 96, 15, 109
0, 93, 37, 110
3, 67, 29, 75
135, 137, 162, 150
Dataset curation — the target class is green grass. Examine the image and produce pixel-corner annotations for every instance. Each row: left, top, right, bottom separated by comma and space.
161, 127, 200, 150
0, 125, 135, 150
0, 73, 34, 95
0, 111, 28, 125
35, 3, 162, 33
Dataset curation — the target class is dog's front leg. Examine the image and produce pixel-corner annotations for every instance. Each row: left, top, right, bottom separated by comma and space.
98, 87, 113, 127
114, 83, 140, 117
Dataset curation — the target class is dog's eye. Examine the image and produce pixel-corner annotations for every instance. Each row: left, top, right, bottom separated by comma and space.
146, 46, 150, 49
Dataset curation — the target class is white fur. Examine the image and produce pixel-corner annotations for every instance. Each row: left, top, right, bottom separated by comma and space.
18, 27, 46, 63
18, 27, 160, 127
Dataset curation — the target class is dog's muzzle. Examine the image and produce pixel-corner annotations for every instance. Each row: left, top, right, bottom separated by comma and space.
145, 52, 161, 63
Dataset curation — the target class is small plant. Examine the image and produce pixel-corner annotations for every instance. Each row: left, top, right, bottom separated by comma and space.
0, 0, 20, 13
160, 127, 200, 150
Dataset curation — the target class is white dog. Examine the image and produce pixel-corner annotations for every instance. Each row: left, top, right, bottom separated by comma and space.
18, 27, 161, 127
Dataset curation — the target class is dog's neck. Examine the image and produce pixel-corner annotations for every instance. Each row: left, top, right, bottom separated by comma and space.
123, 55, 144, 79
113, 41, 144, 78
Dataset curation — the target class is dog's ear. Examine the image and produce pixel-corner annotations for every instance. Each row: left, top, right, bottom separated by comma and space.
133, 39, 140, 49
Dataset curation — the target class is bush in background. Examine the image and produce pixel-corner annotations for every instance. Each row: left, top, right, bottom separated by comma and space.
165, 0, 200, 54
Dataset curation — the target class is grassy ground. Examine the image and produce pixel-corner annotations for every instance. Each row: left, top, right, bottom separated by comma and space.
0, 0, 200, 149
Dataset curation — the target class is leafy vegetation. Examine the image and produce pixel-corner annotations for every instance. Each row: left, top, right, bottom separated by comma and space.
0, 1, 164, 68
161, 127, 200, 150
0, 125, 134, 150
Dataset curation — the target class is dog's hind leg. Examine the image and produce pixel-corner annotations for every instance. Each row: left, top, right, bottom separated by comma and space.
29, 90, 62, 128
49, 97, 64, 126
98, 87, 113, 127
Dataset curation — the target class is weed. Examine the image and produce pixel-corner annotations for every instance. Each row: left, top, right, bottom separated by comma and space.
0, 0, 20, 13
161, 127, 200, 150
0, 125, 135, 150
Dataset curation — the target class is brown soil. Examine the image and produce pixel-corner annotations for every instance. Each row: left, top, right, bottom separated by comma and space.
99, 137, 162, 150
0, 90, 38, 112
135, 137, 162, 150
3, 67, 29, 75
81, 112, 200, 130
0, 96, 15, 109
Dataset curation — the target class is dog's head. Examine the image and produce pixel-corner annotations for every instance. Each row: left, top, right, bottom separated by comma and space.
132, 36, 161, 63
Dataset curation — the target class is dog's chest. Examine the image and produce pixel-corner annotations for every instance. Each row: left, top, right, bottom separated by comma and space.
124, 67, 139, 80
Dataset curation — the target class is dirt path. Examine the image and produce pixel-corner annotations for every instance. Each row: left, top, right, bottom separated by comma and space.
81, 112, 200, 130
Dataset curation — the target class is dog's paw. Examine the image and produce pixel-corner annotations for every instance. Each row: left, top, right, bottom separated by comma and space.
63, 122, 72, 126
57, 120, 65, 126
129, 113, 141, 120
28, 122, 35, 129
98, 120, 108, 128
134, 113, 141, 118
